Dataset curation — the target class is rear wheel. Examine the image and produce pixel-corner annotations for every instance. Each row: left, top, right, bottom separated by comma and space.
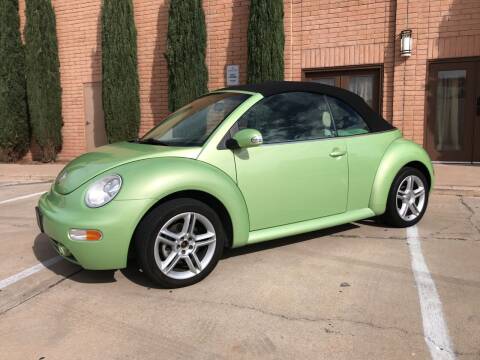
134, 198, 225, 288
382, 167, 429, 227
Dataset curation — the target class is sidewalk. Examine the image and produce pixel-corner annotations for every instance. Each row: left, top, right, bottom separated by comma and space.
0, 163, 64, 182
433, 164, 480, 196
0, 162, 478, 195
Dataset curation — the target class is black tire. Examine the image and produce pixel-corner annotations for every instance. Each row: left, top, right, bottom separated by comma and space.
382, 167, 429, 228
134, 198, 225, 288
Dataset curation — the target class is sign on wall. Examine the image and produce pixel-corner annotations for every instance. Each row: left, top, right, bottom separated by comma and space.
226, 65, 240, 86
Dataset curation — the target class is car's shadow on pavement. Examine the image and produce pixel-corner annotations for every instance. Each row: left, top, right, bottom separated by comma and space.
120, 223, 360, 289
355, 217, 388, 228
222, 223, 359, 258
32, 233, 117, 284
33, 222, 363, 288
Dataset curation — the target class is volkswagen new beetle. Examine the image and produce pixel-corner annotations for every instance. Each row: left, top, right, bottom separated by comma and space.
37, 81, 434, 288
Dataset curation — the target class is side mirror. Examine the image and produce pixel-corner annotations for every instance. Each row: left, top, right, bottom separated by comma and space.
228, 128, 263, 149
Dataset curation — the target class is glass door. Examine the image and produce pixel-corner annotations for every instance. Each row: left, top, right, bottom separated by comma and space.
426, 61, 479, 162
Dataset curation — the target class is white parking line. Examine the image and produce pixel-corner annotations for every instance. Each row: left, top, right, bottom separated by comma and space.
0, 256, 63, 290
0, 191, 46, 205
407, 226, 455, 360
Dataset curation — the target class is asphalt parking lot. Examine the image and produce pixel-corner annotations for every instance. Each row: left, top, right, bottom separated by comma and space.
0, 181, 479, 359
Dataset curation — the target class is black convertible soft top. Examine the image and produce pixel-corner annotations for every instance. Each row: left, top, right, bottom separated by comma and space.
221, 81, 395, 133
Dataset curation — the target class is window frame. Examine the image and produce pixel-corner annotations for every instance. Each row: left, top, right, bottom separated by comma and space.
226, 91, 340, 146
218, 91, 377, 149
324, 95, 371, 137
141, 92, 249, 147
303, 66, 383, 114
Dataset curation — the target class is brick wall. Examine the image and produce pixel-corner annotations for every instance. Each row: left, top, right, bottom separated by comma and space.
288, 0, 397, 123
17, 0, 480, 160
19, 0, 102, 161
393, 0, 480, 144
205, 0, 249, 89
133, 1, 168, 136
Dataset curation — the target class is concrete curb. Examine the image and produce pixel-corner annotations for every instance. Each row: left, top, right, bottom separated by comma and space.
0, 175, 56, 182
0, 164, 64, 183
433, 186, 480, 197
1, 175, 479, 197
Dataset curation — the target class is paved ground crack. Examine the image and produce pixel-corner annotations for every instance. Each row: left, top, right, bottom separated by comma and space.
160, 295, 412, 336
460, 196, 480, 238
330, 234, 405, 241
331, 233, 478, 243
0, 268, 82, 316
424, 334, 478, 357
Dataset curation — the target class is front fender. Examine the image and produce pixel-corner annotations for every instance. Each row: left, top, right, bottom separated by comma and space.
112, 157, 250, 248
369, 139, 434, 215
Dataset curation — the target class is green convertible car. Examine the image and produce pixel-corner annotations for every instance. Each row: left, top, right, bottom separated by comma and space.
37, 81, 434, 287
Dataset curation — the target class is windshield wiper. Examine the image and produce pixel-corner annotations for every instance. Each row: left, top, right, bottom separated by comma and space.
137, 138, 170, 146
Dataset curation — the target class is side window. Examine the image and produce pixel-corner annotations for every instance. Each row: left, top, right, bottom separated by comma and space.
236, 92, 335, 144
326, 96, 369, 136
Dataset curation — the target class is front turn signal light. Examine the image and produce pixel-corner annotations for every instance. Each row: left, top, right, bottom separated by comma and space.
68, 229, 103, 241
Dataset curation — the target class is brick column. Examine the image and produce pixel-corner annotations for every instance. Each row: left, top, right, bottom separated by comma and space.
284, 0, 302, 81
392, 0, 430, 145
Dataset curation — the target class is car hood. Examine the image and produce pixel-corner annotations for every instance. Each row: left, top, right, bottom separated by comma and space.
54, 142, 202, 195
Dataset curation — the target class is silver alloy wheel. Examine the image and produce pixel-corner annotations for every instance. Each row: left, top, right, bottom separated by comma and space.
395, 175, 426, 221
154, 212, 216, 280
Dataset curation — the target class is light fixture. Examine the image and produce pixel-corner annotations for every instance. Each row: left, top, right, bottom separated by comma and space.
69, 229, 103, 241
85, 174, 122, 208
400, 29, 413, 57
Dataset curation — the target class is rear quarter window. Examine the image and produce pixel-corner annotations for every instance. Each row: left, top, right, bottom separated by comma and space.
326, 96, 370, 137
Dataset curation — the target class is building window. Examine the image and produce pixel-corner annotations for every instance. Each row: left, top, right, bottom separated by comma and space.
304, 68, 381, 112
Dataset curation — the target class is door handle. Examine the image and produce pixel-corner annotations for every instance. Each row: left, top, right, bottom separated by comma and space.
329, 149, 347, 157
477, 97, 480, 116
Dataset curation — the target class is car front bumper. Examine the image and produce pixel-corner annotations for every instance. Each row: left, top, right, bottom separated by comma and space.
37, 189, 151, 270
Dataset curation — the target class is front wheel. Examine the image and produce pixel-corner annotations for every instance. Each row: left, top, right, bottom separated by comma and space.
382, 167, 429, 227
134, 198, 225, 288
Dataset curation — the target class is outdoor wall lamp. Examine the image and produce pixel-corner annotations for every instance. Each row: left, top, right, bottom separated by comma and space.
400, 29, 413, 57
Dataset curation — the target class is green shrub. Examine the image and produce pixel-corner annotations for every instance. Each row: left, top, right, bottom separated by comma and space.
165, 0, 208, 112
0, 0, 29, 162
24, 0, 62, 162
247, 0, 285, 83
102, 0, 140, 143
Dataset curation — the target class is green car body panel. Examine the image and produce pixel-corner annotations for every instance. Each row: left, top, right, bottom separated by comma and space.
38, 87, 434, 271
54, 142, 203, 195
369, 137, 434, 215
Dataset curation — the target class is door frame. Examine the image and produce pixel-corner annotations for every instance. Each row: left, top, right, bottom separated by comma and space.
83, 81, 107, 152
302, 64, 384, 114
425, 57, 480, 163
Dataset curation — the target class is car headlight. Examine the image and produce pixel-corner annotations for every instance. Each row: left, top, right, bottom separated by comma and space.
85, 174, 122, 208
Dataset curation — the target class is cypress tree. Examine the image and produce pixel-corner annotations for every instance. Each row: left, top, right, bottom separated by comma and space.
102, 0, 140, 143
165, 0, 208, 112
24, 0, 62, 162
0, 0, 29, 162
247, 0, 285, 83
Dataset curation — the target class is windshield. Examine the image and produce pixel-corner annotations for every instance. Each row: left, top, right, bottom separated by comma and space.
140, 92, 249, 146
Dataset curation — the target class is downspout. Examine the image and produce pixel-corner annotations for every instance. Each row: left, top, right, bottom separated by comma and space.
290, 0, 293, 80
391, 0, 398, 126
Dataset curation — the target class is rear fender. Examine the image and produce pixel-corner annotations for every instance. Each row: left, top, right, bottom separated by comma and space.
369, 139, 434, 215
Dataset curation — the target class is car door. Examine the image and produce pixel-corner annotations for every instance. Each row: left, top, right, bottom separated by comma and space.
325, 95, 398, 211
231, 92, 348, 231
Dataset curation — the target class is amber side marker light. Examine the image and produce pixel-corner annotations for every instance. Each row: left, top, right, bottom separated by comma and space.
68, 229, 103, 241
